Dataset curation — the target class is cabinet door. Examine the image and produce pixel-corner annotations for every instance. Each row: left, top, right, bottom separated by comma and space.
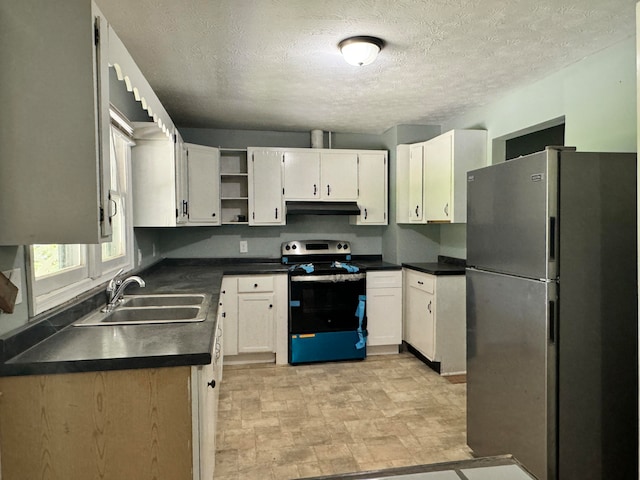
283, 151, 320, 199
320, 152, 358, 200
221, 277, 238, 356
250, 150, 285, 225
367, 288, 402, 346
424, 133, 453, 222
186, 144, 220, 225
132, 134, 179, 227
175, 133, 189, 224
238, 293, 275, 353
195, 349, 218, 480
408, 144, 424, 222
353, 152, 387, 225
0, 1, 111, 244
406, 283, 436, 360
395, 145, 411, 224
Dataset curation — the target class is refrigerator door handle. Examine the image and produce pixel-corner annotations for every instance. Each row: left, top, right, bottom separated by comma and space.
549, 216, 556, 261
549, 300, 556, 344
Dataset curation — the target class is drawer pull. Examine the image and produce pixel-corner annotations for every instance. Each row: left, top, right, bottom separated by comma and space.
417, 281, 424, 285
207, 380, 216, 389
427, 301, 432, 313
254, 283, 258, 288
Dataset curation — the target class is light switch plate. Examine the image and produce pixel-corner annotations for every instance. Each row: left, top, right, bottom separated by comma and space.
2, 268, 22, 305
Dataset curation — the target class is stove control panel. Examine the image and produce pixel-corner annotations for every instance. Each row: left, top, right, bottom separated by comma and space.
281, 240, 351, 256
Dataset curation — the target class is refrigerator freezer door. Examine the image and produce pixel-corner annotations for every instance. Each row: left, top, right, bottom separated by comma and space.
467, 150, 557, 280
466, 268, 556, 480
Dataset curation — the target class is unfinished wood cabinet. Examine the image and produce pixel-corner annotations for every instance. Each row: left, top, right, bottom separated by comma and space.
0, 351, 222, 479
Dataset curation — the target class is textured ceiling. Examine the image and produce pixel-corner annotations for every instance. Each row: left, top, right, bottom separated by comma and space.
95, 0, 636, 134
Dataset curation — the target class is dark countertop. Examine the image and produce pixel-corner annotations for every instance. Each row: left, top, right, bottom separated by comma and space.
402, 256, 466, 275
354, 260, 402, 271
1, 257, 400, 376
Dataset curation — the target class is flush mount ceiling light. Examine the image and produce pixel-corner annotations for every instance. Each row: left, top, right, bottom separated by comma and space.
338, 36, 385, 66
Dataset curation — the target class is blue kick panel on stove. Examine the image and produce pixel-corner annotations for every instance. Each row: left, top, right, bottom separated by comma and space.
289, 331, 366, 364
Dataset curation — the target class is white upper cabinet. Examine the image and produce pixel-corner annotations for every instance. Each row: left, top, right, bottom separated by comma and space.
320, 152, 359, 200
395, 145, 412, 224
283, 151, 321, 199
249, 149, 285, 225
133, 132, 223, 227
0, 0, 111, 244
409, 144, 425, 223
424, 133, 452, 222
351, 152, 388, 225
282, 149, 360, 201
132, 124, 182, 227
185, 143, 220, 225
424, 129, 486, 223
175, 132, 189, 225
396, 129, 486, 224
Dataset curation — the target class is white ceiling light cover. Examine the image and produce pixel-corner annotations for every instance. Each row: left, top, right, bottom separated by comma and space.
339, 36, 384, 66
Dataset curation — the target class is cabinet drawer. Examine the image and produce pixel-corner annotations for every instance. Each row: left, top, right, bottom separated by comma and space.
238, 276, 274, 293
406, 270, 434, 293
367, 271, 402, 288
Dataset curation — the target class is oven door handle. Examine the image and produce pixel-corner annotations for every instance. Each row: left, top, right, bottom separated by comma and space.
289, 273, 366, 282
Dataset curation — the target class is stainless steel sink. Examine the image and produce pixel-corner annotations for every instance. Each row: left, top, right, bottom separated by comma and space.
74, 293, 210, 326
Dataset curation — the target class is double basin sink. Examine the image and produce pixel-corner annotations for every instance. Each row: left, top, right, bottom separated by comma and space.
74, 294, 211, 326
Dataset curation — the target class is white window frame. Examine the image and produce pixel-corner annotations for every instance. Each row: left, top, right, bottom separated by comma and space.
27, 111, 135, 316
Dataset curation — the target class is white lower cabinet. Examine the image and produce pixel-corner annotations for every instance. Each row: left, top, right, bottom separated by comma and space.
221, 274, 288, 363
238, 293, 275, 353
403, 268, 466, 374
366, 271, 403, 347
191, 323, 222, 480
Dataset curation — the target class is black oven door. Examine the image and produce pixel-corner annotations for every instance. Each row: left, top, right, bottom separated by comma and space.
289, 273, 365, 334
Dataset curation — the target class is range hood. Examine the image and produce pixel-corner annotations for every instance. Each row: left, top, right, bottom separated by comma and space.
285, 201, 361, 216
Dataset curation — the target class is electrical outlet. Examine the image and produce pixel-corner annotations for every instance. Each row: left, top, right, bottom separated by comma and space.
2, 268, 22, 305
239, 240, 248, 253
152, 243, 157, 257
137, 248, 142, 266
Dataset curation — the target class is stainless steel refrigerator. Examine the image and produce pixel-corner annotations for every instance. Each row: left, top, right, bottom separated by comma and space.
466, 147, 638, 480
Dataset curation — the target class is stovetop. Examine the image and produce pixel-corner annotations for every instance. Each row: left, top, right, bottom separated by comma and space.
282, 240, 362, 276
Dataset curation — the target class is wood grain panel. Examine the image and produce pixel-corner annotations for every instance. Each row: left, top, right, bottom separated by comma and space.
0, 367, 193, 480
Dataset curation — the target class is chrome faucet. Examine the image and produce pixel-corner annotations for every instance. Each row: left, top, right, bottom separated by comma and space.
102, 268, 146, 312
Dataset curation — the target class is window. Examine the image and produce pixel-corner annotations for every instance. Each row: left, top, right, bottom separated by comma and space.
29, 112, 135, 315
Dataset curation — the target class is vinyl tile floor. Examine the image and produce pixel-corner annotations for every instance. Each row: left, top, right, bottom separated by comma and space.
214, 352, 472, 480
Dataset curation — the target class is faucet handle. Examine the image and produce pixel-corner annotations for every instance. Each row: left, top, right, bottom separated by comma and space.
107, 268, 126, 292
